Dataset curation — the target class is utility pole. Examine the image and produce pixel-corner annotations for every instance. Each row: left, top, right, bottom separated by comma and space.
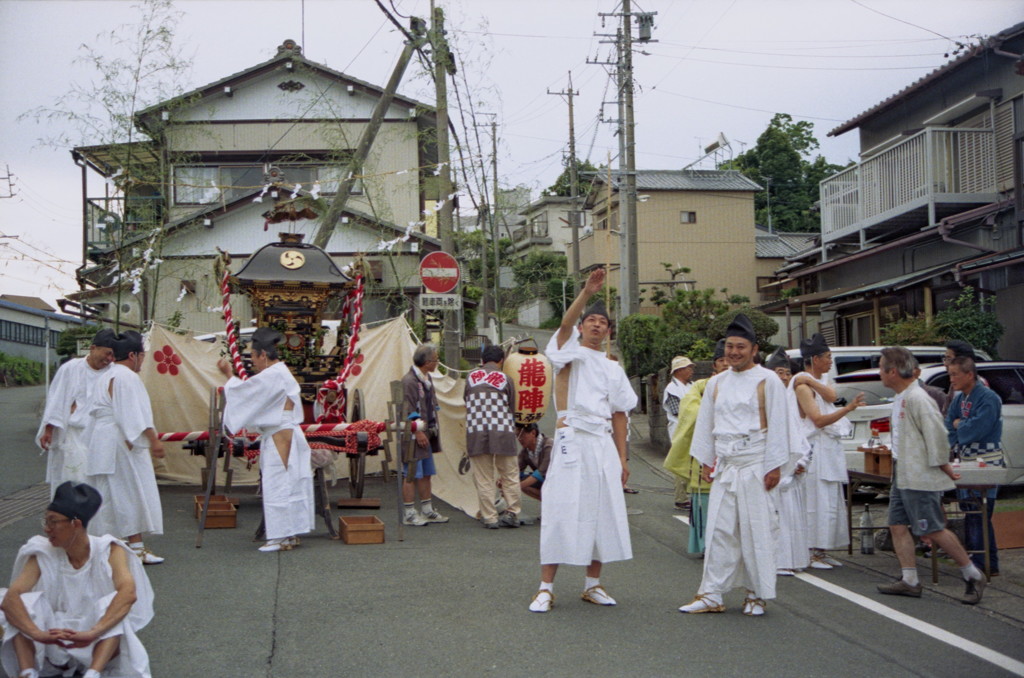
490, 117, 504, 342
547, 73, 580, 283
430, 2, 460, 367
312, 18, 425, 249
592, 2, 655, 319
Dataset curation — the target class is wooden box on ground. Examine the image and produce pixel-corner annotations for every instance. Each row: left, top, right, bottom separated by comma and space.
340, 515, 385, 544
993, 510, 1024, 549
859, 446, 893, 477
193, 495, 238, 529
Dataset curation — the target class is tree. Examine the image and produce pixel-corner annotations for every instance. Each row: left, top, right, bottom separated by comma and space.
542, 158, 601, 198
706, 308, 779, 352
722, 113, 845, 233
935, 287, 1003, 358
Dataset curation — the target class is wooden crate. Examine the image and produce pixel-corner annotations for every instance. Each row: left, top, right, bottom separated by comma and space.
859, 447, 893, 477
194, 496, 238, 529
193, 495, 238, 519
339, 515, 385, 544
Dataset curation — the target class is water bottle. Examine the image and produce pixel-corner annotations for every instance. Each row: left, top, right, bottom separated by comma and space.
859, 504, 875, 554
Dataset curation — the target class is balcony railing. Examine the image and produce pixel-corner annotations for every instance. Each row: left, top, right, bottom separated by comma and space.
85, 196, 164, 256
820, 127, 997, 244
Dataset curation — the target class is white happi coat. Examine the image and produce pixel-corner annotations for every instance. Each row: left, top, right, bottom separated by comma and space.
223, 362, 314, 540
793, 372, 851, 550
85, 364, 163, 538
36, 358, 111, 493
662, 378, 691, 438
691, 365, 791, 599
775, 378, 813, 570
0, 535, 154, 678
541, 328, 637, 566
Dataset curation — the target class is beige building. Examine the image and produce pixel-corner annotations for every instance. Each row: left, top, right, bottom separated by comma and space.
65, 39, 441, 333
576, 170, 762, 315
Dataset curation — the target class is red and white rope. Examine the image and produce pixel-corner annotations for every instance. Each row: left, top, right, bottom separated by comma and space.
158, 421, 385, 442
220, 268, 248, 381
315, 275, 365, 422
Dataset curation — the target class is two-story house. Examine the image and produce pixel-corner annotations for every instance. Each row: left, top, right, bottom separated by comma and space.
776, 22, 1024, 356
578, 169, 762, 315
63, 39, 443, 333
510, 195, 588, 262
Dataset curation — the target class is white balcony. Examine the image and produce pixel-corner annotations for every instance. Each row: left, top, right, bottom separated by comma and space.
820, 127, 999, 246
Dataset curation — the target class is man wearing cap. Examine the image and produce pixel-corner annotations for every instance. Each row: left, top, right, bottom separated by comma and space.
529, 268, 637, 613
219, 328, 315, 552
678, 314, 794, 617
663, 356, 695, 510
664, 340, 728, 554
792, 334, 865, 569
36, 329, 117, 496
1, 481, 154, 678
85, 331, 166, 565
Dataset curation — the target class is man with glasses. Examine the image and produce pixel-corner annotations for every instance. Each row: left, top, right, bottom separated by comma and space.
0, 482, 154, 678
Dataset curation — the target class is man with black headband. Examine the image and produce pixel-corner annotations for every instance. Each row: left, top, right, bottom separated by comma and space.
1, 482, 155, 678
36, 329, 117, 496
529, 267, 637, 613
679, 314, 796, 617
85, 331, 166, 565
219, 327, 315, 552
791, 333, 864, 570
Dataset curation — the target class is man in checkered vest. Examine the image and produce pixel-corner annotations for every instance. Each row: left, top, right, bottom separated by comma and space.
465, 345, 522, 529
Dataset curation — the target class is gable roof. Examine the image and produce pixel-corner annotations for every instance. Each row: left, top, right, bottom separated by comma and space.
828, 21, 1024, 137
0, 295, 55, 312
755, 231, 817, 258
595, 169, 762, 192
137, 40, 435, 130
0, 298, 87, 325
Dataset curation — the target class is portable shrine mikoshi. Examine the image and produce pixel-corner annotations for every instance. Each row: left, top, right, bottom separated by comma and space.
194, 232, 389, 545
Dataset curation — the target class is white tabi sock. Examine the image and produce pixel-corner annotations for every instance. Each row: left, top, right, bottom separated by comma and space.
960, 563, 982, 582
19, 669, 39, 678
584, 576, 601, 591
128, 541, 144, 550
901, 568, 920, 587
83, 671, 102, 678
539, 581, 553, 593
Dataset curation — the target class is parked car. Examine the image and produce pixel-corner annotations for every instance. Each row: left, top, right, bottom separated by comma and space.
785, 345, 992, 381
832, 362, 1024, 484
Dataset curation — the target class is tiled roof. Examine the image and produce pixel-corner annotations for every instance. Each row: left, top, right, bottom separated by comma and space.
828, 21, 1024, 137
756, 232, 817, 258
597, 169, 761, 192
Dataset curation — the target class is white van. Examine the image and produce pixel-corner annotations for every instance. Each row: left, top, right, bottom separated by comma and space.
784, 345, 992, 381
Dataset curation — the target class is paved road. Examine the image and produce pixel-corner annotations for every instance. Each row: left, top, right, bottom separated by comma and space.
2, 383, 1024, 677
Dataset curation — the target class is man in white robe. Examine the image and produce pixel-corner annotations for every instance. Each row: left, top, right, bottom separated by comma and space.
1, 482, 154, 678
37, 329, 117, 496
529, 268, 637, 614
85, 332, 166, 565
663, 356, 694, 510
219, 327, 315, 552
679, 314, 792, 617
792, 334, 864, 569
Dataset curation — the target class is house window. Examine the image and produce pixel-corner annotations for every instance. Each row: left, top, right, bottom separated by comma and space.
174, 167, 220, 204
318, 166, 363, 196
680, 211, 697, 224
530, 213, 549, 237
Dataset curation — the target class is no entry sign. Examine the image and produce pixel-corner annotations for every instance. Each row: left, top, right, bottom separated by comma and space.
419, 251, 460, 294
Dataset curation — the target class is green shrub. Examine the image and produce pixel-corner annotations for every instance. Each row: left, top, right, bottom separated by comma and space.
0, 352, 44, 386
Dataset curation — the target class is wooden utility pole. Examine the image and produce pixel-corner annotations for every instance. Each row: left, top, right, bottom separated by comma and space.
621, 0, 639, 316
548, 73, 581, 282
430, 2, 460, 366
490, 118, 503, 342
312, 19, 425, 249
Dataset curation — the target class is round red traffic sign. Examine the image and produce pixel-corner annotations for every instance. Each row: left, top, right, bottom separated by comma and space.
419, 251, 460, 293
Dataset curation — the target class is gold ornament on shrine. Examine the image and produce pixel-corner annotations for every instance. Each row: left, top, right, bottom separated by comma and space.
503, 344, 552, 425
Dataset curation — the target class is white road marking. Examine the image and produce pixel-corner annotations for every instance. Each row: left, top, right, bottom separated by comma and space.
672, 515, 1024, 676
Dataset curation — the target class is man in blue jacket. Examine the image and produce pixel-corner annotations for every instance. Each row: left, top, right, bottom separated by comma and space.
946, 355, 1004, 575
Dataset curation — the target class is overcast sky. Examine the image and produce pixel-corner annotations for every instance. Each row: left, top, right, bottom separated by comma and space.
1, 0, 1021, 308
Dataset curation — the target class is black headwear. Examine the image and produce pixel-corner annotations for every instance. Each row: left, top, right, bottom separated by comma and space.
46, 481, 102, 527
945, 340, 975, 360
91, 328, 117, 349
579, 300, 610, 325
724, 313, 757, 344
765, 347, 790, 370
112, 331, 144, 361
713, 339, 726, 361
251, 327, 284, 354
799, 333, 829, 359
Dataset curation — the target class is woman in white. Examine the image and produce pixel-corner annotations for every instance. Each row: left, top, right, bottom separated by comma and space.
218, 328, 314, 552
85, 331, 166, 565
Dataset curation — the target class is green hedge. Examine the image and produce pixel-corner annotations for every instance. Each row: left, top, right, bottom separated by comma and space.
0, 351, 44, 386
